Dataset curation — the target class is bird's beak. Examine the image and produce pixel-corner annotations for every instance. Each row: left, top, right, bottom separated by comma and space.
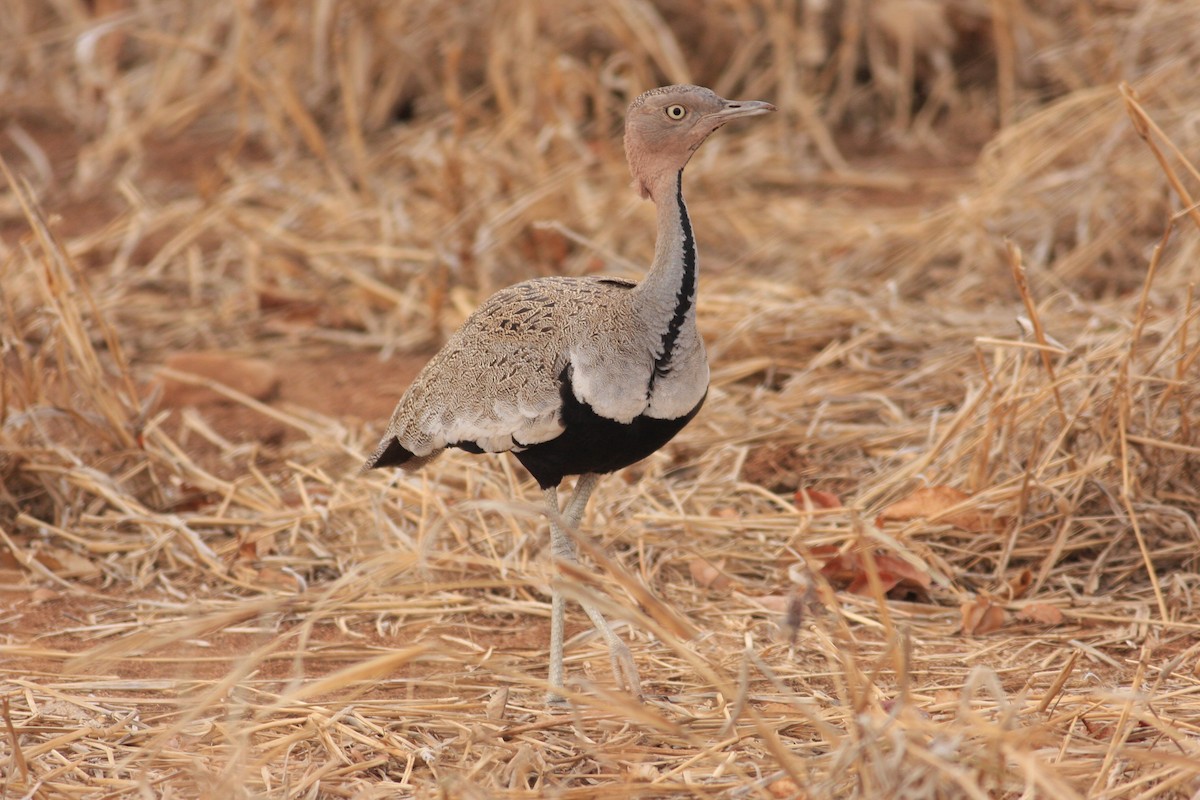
713, 99, 776, 121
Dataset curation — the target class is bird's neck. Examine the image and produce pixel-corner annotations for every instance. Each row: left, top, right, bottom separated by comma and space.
635, 170, 697, 379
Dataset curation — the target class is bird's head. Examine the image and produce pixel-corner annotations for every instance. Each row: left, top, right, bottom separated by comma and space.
624, 84, 774, 201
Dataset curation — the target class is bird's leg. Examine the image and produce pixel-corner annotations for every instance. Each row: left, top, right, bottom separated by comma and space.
562, 472, 600, 529
545, 485, 570, 701
544, 475, 642, 703
562, 474, 641, 695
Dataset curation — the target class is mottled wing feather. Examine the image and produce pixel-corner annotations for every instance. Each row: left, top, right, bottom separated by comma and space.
372, 276, 637, 467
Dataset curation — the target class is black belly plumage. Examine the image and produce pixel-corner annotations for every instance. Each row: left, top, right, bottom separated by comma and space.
514, 368, 705, 489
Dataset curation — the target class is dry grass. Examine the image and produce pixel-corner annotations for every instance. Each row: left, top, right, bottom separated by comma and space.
2, 1, 1200, 797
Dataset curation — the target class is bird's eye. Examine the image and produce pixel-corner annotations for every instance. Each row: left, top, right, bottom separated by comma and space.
665, 104, 687, 120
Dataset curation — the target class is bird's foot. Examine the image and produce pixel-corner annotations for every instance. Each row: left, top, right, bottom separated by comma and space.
607, 637, 643, 701
542, 639, 642, 706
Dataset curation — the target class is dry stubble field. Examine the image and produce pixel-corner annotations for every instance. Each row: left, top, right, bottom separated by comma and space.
2, 1, 1200, 798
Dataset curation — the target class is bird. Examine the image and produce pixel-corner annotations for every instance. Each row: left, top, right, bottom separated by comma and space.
363, 84, 774, 701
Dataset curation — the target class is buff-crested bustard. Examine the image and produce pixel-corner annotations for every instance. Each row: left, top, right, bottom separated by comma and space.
364, 84, 774, 701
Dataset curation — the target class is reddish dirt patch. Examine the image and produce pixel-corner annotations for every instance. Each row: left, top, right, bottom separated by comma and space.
149, 348, 427, 447
280, 349, 428, 423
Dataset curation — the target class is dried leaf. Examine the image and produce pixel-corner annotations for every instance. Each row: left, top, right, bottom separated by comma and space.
688, 557, 734, 590
816, 551, 861, 584
878, 485, 994, 532
961, 595, 1007, 635
32, 551, 62, 571
794, 488, 842, 512
846, 571, 894, 595
163, 482, 218, 513
236, 534, 259, 562
871, 552, 932, 594
1081, 717, 1114, 739
256, 567, 302, 592
1017, 603, 1064, 625
485, 688, 509, 721
1007, 567, 1034, 599
33, 547, 99, 579
818, 549, 931, 601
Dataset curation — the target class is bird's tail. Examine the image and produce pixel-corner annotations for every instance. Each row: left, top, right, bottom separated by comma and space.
361, 436, 442, 473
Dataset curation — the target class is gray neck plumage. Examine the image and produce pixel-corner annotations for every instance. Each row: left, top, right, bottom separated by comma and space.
636, 170, 697, 388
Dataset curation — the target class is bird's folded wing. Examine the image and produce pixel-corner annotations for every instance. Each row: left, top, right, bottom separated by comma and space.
382, 275, 640, 458
388, 343, 567, 457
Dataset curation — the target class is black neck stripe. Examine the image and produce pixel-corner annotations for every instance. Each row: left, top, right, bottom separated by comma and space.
650, 170, 695, 387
